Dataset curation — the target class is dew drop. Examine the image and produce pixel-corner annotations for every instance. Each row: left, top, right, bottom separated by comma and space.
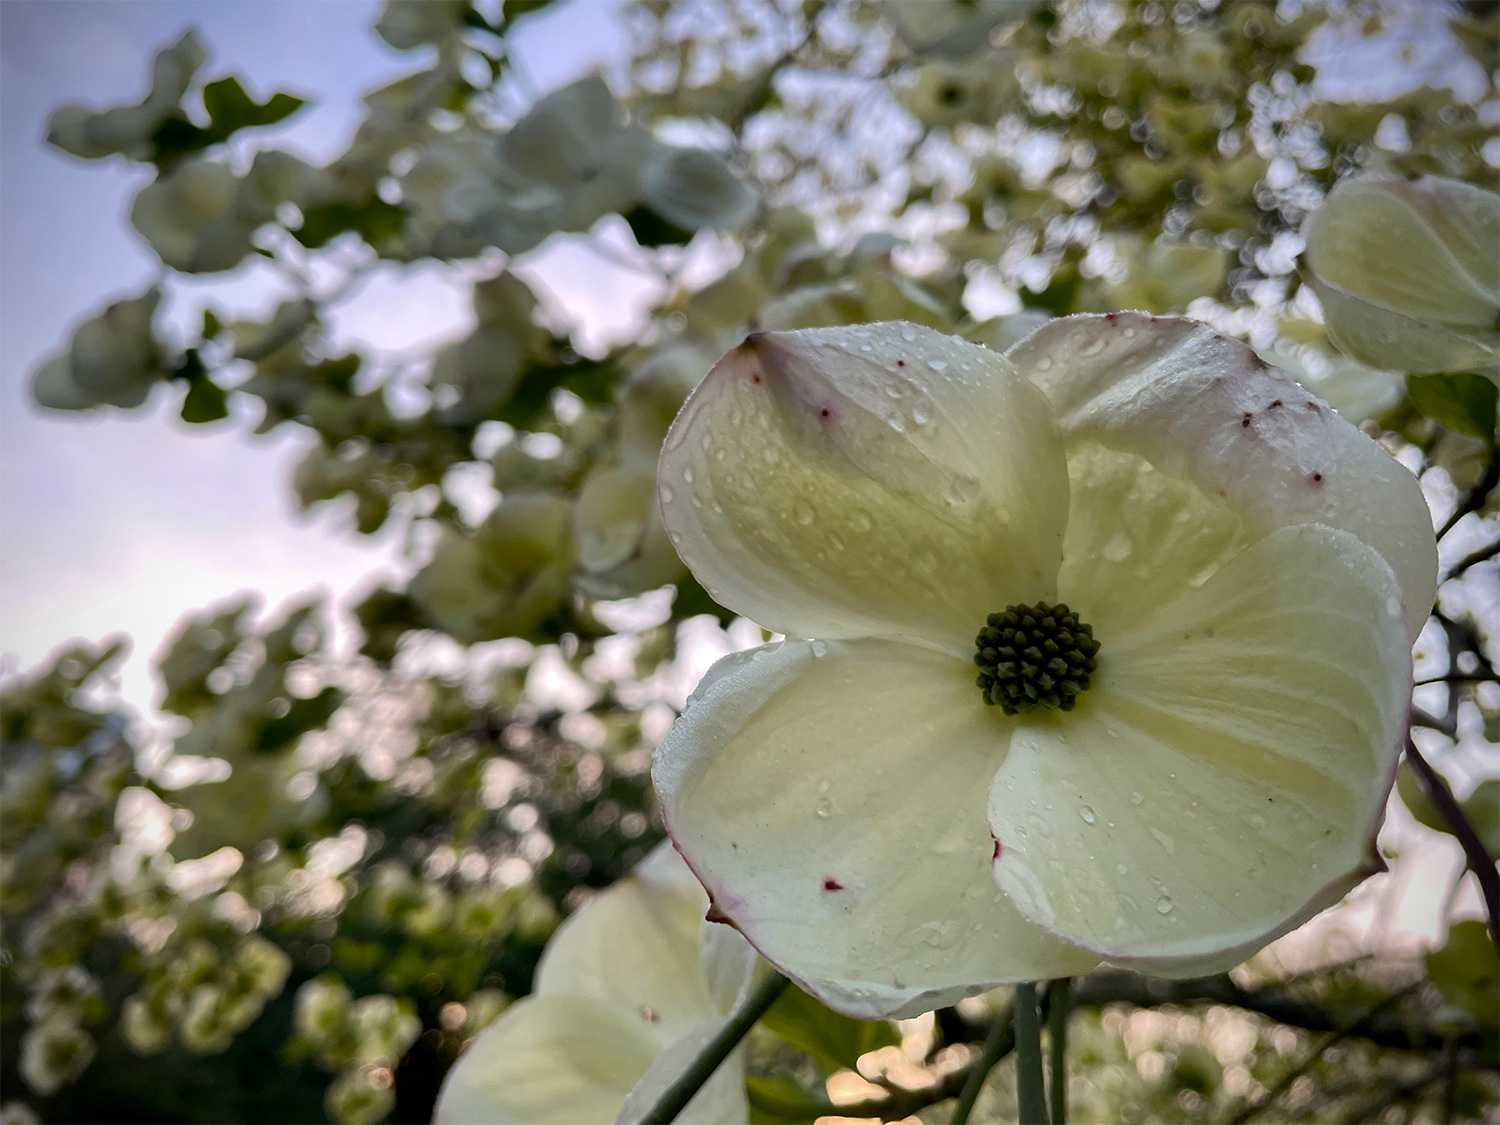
1080, 338, 1106, 357
1385, 597, 1401, 618
1103, 531, 1132, 562
852, 511, 873, 532
816, 776, 831, 793
713, 448, 727, 462
816, 798, 833, 817
1080, 806, 1096, 824
1130, 791, 1144, 806
1116, 863, 1129, 876
1248, 813, 1266, 829
927, 358, 948, 371
795, 505, 815, 526
860, 344, 873, 352
683, 467, 694, 483
1035, 356, 1053, 371
659, 485, 675, 503
1150, 828, 1177, 855
912, 399, 933, 424
901, 327, 917, 342
917, 920, 958, 949
1155, 895, 1174, 915
811, 640, 828, 658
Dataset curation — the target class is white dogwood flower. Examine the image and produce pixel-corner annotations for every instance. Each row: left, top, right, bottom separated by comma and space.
652, 314, 1435, 1019
434, 843, 756, 1125
1303, 174, 1500, 379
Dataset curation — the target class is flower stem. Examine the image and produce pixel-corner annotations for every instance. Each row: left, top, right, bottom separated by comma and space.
950, 998, 1016, 1124
638, 970, 790, 1125
1013, 982, 1050, 1125
1047, 979, 1071, 1125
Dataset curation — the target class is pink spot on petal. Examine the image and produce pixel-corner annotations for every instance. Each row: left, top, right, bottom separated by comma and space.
820, 407, 832, 418
1269, 399, 1283, 409
1240, 413, 1253, 428
990, 832, 1002, 861
822, 878, 844, 892
1309, 471, 1324, 486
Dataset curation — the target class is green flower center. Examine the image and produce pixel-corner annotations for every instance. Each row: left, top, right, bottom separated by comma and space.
974, 601, 1100, 715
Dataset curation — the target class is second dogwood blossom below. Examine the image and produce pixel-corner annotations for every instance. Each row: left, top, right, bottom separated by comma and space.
652, 314, 1436, 1019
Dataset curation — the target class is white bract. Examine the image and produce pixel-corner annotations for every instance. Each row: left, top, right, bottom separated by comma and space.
1303, 174, 1500, 379
46, 30, 206, 161
434, 842, 756, 1125
31, 285, 167, 412
652, 314, 1435, 1019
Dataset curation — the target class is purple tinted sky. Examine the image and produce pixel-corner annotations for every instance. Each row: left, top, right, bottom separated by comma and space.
0, 0, 625, 708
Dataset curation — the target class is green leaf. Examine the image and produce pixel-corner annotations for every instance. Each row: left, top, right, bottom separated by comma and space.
1022, 269, 1081, 317
1396, 762, 1449, 835
181, 378, 229, 424
503, 0, 556, 23
254, 687, 345, 752
202, 76, 306, 135
1461, 778, 1500, 856
1426, 919, 1500, 1028
624, 204, 694, 249
746, 1076, 830, 1125
294, 198, 406, 249
761, 983, 899, 1073
1407, 373, 1499, 444
672, 575, 735, 626
149, 79, 306, 169
201, 308, 224, 340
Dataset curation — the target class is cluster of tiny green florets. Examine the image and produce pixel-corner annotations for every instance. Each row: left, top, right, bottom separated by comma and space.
974, 602, 1100, 714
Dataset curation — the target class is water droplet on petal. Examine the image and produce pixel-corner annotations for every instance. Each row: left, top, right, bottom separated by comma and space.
927, 358, 948, 371
1116, 863, 1128, 875
1130, 791, 1144, 806
1150, 827, 1177, 855
1080, 806, 1096, 824
816, 776, 830, 793
1035, 356, 1053, 371
811, 640, 828, 658
1156, 895, 1174, 914
900, 327, 917, 342
1385, 597, 1401, 618
816, 798, 833, 817
659, 485, 675, 503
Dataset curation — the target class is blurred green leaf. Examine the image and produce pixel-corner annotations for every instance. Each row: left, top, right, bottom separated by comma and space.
746, 1076, 828, 1125
201, 308, 224, 340
253, 687, 345, 752
294, 198, 406, 249
1462, 779, 1499, 856
1407, 373, 1498, 444
202, 77, 306, 136
149, 78, 306, 168
1396, 762, 1450, 835
181, 376, 229, 424
503, 0, 556, 24
762, 983, 899, 1073
1426, 920, 1500, 1027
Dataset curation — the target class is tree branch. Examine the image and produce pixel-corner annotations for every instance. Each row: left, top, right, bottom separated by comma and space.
1405, 737, 1500, 951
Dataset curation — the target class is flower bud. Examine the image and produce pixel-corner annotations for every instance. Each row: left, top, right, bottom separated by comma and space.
1303, 174, 1500, 377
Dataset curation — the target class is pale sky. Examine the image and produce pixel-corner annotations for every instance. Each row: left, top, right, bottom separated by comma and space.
0, 0, 637, 710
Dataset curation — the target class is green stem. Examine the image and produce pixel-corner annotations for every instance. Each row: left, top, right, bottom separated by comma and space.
1013, 982, 1049, 1125
638, 970, 790, 1125
1047, 979, 1071, 1125
950, 999, 1016, 1124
